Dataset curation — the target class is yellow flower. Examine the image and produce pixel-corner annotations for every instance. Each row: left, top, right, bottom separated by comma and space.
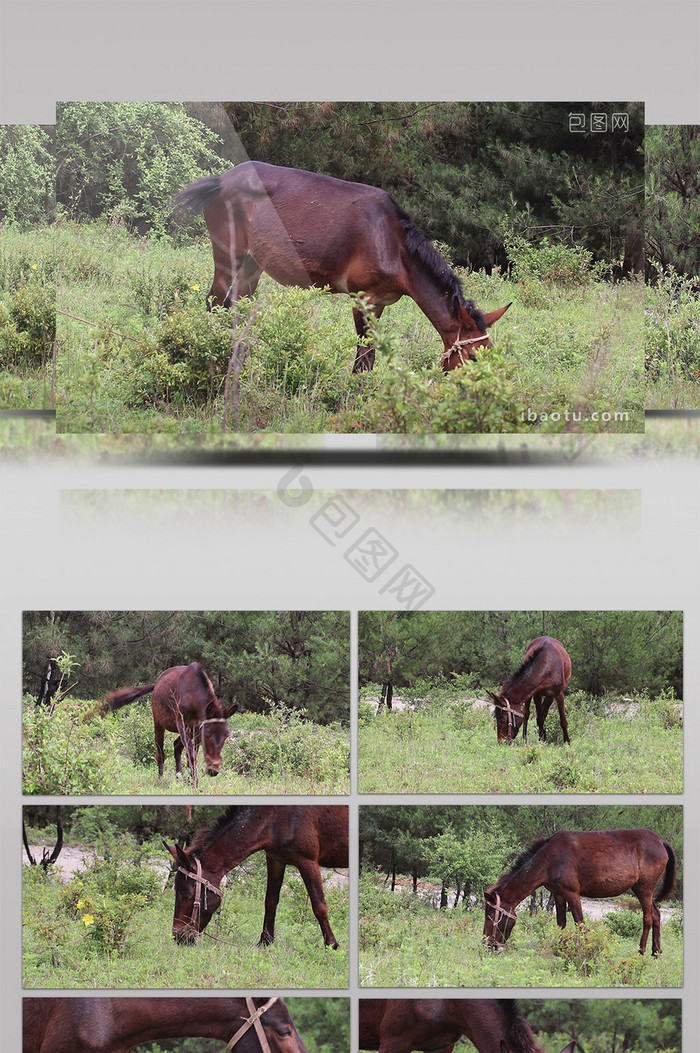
82, 914, 95, 927
31, 264, 38, 270
192, 284, 200, 292
76, 899, 85, 909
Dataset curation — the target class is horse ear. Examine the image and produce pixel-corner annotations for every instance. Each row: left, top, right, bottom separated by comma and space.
483, 303, 511, 327
164, 840, 190, 869
224, 703, 238, 718
560, 1044, 577, 1053
486, 690, 500, 706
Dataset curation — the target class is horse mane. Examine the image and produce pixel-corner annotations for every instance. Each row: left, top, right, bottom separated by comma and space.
392, 201, 487, 332
504, 836, 553, 879
502, 645, 545, 694
496, 1001, 546, 1053
189, 805, 257, 853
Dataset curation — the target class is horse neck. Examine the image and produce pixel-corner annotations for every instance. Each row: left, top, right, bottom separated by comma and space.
497, 851, 548, 908
195, 808, 270, 879
501, 675, 533, 707
404, 264, 465, 344
111, 998, 248, 1045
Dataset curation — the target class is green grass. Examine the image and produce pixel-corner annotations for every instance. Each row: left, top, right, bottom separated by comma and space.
23, 850, 349, 989
358, 690, 682, 794
55, 221, 644, 434
0, 224, 57, 409
358, 877, 682, 988
22, 696, 350, 796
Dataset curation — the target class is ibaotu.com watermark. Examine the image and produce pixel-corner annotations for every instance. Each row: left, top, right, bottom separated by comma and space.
520, 408, 630, 424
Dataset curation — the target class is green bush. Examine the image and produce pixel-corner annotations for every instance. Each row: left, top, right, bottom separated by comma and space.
603, 908, 642, 939
22, 698, 120, 794
0, 282, 55, 366
0, 126, 54, 228
646, 270, 700, 383
506, 232, 604, 286
129, 305, 234, 405
229, 704, 349, 783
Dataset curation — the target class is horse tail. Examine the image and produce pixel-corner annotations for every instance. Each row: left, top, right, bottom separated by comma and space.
99, 683, 156, 715
172, 176, 223, 218
499, 1001, 546, 1053
655, 841, 677, 903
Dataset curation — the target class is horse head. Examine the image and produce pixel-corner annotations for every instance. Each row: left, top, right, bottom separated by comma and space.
486, 690, 524, 743
442, 303, 511, 370
200, 702, 238, 776
164, 841, 222, 943
483, 886, 517, 949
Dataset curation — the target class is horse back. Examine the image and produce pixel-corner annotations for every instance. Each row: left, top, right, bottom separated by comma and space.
527, 636, 572, 691
213, 161, 409, 295
152, 662, 218, 726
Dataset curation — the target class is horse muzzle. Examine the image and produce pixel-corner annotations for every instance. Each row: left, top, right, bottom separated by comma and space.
173, 924, 200, 945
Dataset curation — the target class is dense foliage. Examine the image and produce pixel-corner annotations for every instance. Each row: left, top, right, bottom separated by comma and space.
359, 804, 683, 901
0, 125, 55, 228
23, 610, 350, 723
646, 124, 700, 278
359, 610, 682, 697
222, 102, 644, 271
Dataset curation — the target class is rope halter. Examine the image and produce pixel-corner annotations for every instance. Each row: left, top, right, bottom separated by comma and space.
442, 329, 488, 366
497, 696, 519, 736
177, 856, 222, 930
227, 997, 279, 1053
486, 891, 518, 940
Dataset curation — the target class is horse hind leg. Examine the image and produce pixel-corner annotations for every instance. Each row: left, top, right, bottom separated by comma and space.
296, 858, 339, 949
154, 722, 166, 778
352, 304, 385, 372
556, 691, 571, 744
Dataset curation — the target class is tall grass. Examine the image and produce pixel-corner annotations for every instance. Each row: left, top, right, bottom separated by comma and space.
358, 875, 682, 988
23, 696, 350, 796
358, 687, 682, 794
23, 843, 349, 989
55, 222, 644, 434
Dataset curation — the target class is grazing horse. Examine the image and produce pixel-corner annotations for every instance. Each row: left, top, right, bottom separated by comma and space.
164, 804, 349, 948
487, 637, 571, 744
484, 828, 677, 956
23, 996, 309, 1053
173, 161, 510, 373
99, 662, 236, 781
359, 998, 576, 1053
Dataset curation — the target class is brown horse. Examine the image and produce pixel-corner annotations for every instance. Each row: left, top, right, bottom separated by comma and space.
484, 829, 677, 956
24, 996, 309, 1053
359, 999, 576, 1053
174, 161, 510, 373
164, 804, 349, 948
99, 662, 236, 781
487, 637, 571, 744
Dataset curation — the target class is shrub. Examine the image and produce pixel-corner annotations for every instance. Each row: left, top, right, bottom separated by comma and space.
0, 282, 55, 366
603, 908, 642, 940
505, 232, 605, 286
128, 305, 234, 405
22, 698, 120, 794
645, 269, 700, 383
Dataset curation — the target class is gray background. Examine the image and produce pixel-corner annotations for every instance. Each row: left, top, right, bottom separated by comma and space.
2, 1, 699, 1049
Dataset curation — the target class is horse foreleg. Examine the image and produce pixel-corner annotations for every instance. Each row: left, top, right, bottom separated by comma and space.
553, 892, 568, 928
521, 698, 532, 741
352, 304, 385, 372
173, 735, 184, 777
566, 893, 585, 927
260, 856, 286, 946
296, 858, 339, 949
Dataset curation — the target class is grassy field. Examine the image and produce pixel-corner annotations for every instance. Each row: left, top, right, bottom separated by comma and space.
54, 221, 644, 434
358, 689, 682, 794
645, 274, 700, 410
23, 844, 349, 989
0, 225, 57, 409
23, 696, 350, 796
358, 876, 682, 989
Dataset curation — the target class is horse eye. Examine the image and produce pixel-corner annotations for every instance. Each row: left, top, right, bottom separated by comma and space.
276, 1029, 292, 1037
